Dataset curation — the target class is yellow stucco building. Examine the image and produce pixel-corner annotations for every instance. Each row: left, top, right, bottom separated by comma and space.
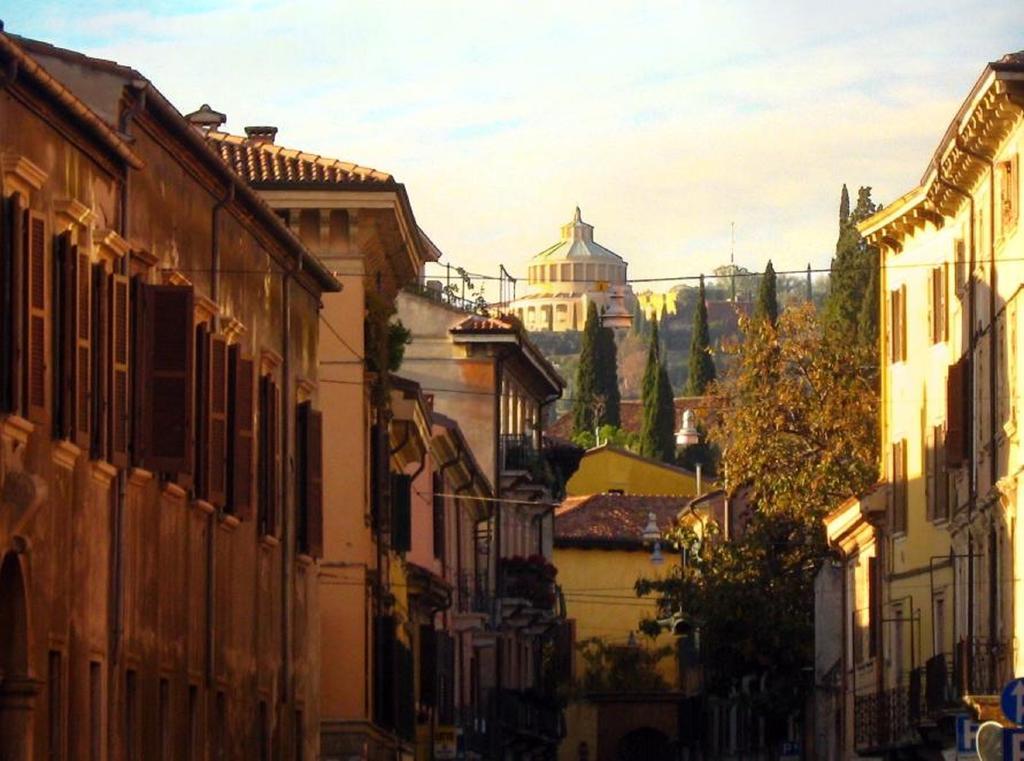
565, 444, 702, 497
820, 50, 1024, 759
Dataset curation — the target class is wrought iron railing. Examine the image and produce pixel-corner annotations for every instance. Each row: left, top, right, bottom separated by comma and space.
404, 279, 486, 315
954, 637, 1011, 696
495, 689, 564, 742
854, 687, 912, 751
500, 433, 538, 472
457, 571, 492, 615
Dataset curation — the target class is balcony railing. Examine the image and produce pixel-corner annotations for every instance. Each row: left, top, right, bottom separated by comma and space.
854, 686, 913, 751
457, 571, 492, 615
500, 433, 539, 472
495, 689, 564, 744
405, 279, 485, 315
954, 637, 1010, 696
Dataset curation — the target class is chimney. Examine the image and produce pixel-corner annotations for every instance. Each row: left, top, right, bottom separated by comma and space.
184, 103, 227, 131
244, 126, 278, 145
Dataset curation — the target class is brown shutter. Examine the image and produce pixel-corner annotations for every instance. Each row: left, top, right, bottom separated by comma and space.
2, 193, 24, 413
193, 325, 210, 499
228, 347, 255, 520
24, 210, 48, 424
109, 274, 130, 467
54, 232, 75, 439
73, 245, 92, 448
207, 336, 228, 506
924, 427, 934, 521
298, 401, 323, 557
901, 285, 908, 361
267, 378, 280, 535
90, 265, 109, 460
946, 357, 967, 466
138, 284, 194, 474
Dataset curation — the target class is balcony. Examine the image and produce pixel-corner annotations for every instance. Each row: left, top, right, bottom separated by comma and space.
457, 571, 492, 615
404, 279, 484, 315
498, 556, 559, 629
854, 686, 916, 752
954, 637, 1010, 697
494, 689, 565, 748
500, 433, 539, 473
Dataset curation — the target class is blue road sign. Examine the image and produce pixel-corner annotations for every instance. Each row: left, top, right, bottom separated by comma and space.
1003, 728, 1024, 760
1003, 679, 1024, 724
959, 714, 980, 753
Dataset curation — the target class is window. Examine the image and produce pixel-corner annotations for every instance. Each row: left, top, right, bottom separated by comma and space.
933, 595, 947, 657
999, 156, 1019, 236
946, 357, 970, 465
187, 685, 198, 761
48, 650, 63, 761
294, 709, 304, 761
954, 238, 967, 298
227, 346, 255, 518
124, 669, 137, 761
89, 662, 102, 761
868, 556, 879, 659
890, 285, 907, 363
258, 374, 280, 536
132, 281, 194, 474
159, 678, 170, 761
432, 471, 445, 561
295, 401, 323, 556
215, 691, 226, 761
390, 472, 412, 553
891, 439, 907, 534
926, 424, 949, 522
258, 700, 269, 761
930, 265, 947, 344
52, 231, 91, 447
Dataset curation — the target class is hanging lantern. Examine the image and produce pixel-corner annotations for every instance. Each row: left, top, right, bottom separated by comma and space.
675, 409, 700, 447
601, 285, 633, 330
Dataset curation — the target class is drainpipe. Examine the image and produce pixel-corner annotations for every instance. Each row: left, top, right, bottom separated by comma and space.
935, 161, 977, 668
957, 137, 1001, 655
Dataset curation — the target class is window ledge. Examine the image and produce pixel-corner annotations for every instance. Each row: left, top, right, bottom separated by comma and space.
2, 415, 35, 446
91, 460, 118, 487
260, 534, 281, 550
162, 482, 188, 501
128, 467, 153, 486
296, 553, 315, 568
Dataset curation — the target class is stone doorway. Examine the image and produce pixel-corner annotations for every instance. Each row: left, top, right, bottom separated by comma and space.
0, 551, 35, 761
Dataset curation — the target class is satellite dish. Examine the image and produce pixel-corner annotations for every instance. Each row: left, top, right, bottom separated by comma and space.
977, 721, 1004, 761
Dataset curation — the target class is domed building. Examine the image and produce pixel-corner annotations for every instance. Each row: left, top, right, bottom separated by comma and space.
510, 207, 634, 332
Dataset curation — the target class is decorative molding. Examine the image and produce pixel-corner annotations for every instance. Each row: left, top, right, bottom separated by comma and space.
1, 154, 46, 196
131, 247, 159, 268
193, 499, 215, 515
222, 316, 246, 344
128, 468, 153, 486
260, 348, 284, 375
260, 534, 281, 550
218, 514, 241, 531
53, 198, 94, 232
296, 378, 315, 403
94, 228, 130, 261
163, 269, 193, 287
162, 482, 187, 501
1, 415, 35, 447
194, 295, 220, 324
90, 460, 118, 487
295, 553, 315, 568
51, 440, 82, 471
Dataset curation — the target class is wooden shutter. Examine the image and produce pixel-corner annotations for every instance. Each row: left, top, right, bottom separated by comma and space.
24, 210, 48, 424
935, 424, 949, 520
89, 265, 108, 459
946, 357, 968, 465
868, 557, 879, 658
109, 274, 130, 467
137, 284, 194, 474
228, 347, 255, 520
193, 326, 210, 499
419, 625, 437, 707
2, 193, 24, 414
73, 245, 92, 449
54, 232, 74, 439
207, 336, 228, 506
297, 401, 323, 557
889, 290, 899, 363
924, 427, 934, 521
391, 473, 412, 553
259, 376, 280, 537
432, 471, 445, 561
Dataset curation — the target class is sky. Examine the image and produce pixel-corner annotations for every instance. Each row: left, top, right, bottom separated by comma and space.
6, 1, 1024, 289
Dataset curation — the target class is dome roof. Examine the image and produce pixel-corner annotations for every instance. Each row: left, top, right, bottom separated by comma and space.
530, 207, 626, 264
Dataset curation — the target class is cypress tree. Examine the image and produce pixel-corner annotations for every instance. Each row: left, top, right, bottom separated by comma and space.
857, 253, 879, 348
596, 321, 621, 427
573, 302, 601, 435
755, 259, 778, 326
686, 276, 716, 396
640, 318, 675, 462
825, 185, 880, 341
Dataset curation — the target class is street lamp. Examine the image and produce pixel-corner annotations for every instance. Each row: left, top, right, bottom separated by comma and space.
675, 409, 699, 447
642, 512, 664, 565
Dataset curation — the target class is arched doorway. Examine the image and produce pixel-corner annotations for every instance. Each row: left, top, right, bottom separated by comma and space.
0, 551, 34, 761
616, 727, 671, 761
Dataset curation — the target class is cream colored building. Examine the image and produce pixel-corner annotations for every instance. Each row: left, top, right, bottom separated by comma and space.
820, 50, 1024, 759
510, 208, 634, 332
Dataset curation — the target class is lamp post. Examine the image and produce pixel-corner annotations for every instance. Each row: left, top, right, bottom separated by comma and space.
600, 285, 633, 331
591, 394, 606, 447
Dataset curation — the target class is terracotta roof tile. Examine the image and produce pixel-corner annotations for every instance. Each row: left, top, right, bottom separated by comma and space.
554, 493, 690, 544
204, 130, 394, 186
449, 314, 517, 334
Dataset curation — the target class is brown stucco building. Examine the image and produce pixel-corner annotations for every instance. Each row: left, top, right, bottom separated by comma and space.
0, 30, 334, 760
